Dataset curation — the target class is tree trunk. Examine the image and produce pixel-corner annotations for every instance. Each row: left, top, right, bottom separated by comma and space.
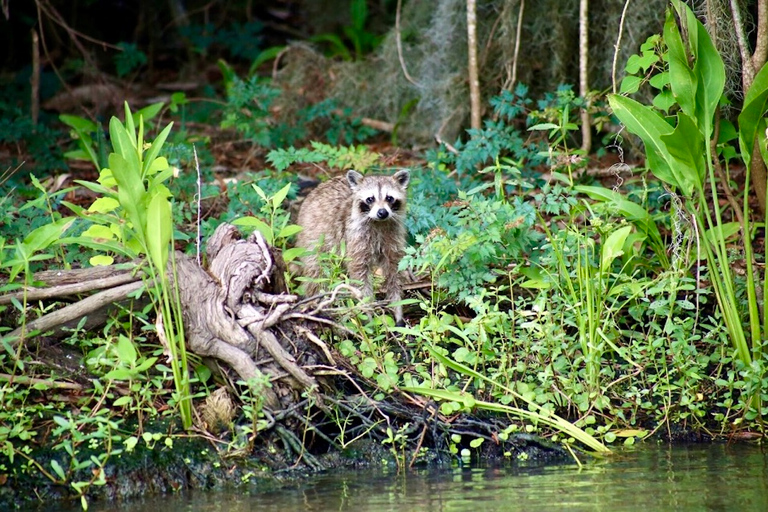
467, 0, 481, 131
730, 0, 768, 215
579, 0, 591, 154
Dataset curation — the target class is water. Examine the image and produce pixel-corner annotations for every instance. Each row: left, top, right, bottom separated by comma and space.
50, 443, 768, 511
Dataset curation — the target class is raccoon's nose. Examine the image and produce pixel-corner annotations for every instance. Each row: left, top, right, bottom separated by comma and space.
376, 208, 389, 220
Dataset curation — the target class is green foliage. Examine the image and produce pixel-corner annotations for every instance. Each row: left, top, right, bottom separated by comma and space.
610, 0, 768, 410
233, 182, 305, 263
267, 141, 381, 172
403, 182, 539, 305
528, 85, 588, 185
114, 42, 147, 77
450, 84, 544, 175
311, 0, 384, 61
59, 103, 193, 429
0, 101, 66, 173
220, 70, 377, 147
180, 20, 265, 61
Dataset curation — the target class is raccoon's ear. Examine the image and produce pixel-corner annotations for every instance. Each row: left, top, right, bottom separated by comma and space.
346, 170, 364, 189
393, 169, 410, 188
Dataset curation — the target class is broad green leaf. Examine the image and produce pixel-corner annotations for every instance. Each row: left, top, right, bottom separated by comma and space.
133, 102, 164, 125
59, 114, 97, 133
147, 156, 170, 175
104, 368, 134, 381
281, 247, 306, 263
272, 183, 292, 208
277, 224, 303, 239
233, 217, 273, 244
22, 217, 75, 253
528, 122, 559, 131
50, 459, 66, 481
608, 94, 677, 188
89, 254, 114, 266
664, 8, 696, 120
115, 335, 137, 365
123, 102, 137, 148
648, 71, 670, 90
689, 5, 725, 139
88, 197, 120, 214
601, 225, 633, 270
81, 225, 115, 240
652, 89, 676, 112
659, 111, 706, 197
59, 236, 136, 258
704, 222, 741, 246
113, 396, 133, 407
738, 62, 768, 171
142, 123, 173, 178
619, 75, 642, 95
109, 152, 146, 246
146, 191, 172, 272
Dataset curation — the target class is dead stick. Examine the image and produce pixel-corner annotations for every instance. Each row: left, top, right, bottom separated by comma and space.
0, 273, 140, 305
8, 281, 143, 347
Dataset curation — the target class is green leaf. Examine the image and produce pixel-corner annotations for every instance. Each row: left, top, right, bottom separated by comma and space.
233, 217, 273, 245
652, 89, 676, 112
277, 224, 303, 239
271, 183, 292, 208
608, 94, 677, 189
738, 62, 768, 171
88, 197, 120, 214
146, 190, 172, 272
115, 335, 137, 365
22, 217, 75, 253
528, 122, 559, 131
81, 225, 115, 241
659, 111, 706, 196
601, 225, 633, 271
648, 71, 670, 90
113, 395, 133, 407
142, 122, 173, 178
619, 75, 643, 95
689, 4, 725, 139
50, 459, 66, 481
89, 255, 114, 266
60, 114, 98, 133
664, 8, 697, 120
282, 246, 306, 263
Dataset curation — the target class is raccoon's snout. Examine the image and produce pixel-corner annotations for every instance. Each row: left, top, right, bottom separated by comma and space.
376, 208, 389, 220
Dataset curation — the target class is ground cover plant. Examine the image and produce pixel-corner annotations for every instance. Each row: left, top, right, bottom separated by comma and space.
3, 0, 768, 508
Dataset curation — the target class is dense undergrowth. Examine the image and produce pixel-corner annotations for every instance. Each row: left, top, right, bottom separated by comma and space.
2, 1, 768, 508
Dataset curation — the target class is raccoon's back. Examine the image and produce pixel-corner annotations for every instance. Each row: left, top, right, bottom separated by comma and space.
296, 176, 353, 250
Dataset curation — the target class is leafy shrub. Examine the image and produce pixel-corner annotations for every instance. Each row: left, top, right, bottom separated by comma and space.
221, 73, 378, 148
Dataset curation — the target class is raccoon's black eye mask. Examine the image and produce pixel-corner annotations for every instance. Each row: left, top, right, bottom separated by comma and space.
386, 195, 402, 210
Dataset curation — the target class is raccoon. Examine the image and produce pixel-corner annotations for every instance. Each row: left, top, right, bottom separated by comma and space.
295, 169, 410, 325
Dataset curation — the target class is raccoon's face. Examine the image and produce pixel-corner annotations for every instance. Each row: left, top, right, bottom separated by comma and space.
347, 169, 410, 223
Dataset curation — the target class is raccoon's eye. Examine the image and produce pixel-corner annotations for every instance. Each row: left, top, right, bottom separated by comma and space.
365, 196, 375, 205
385, 195, 394, 204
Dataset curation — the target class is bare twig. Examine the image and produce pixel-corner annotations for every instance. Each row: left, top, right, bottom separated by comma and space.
611, 0, 632, 94
194, 144, 202, 266
395, 0, 418, 86
510, 0, 525, 89
0, 373, 83, 390
0, 272, 140, 305
7, 281, 144, 347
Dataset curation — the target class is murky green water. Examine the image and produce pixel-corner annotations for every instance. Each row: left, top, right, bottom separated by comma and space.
50, 443, 768, 511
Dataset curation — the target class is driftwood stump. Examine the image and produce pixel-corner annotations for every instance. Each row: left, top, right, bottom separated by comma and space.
1, 223, 333, 411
